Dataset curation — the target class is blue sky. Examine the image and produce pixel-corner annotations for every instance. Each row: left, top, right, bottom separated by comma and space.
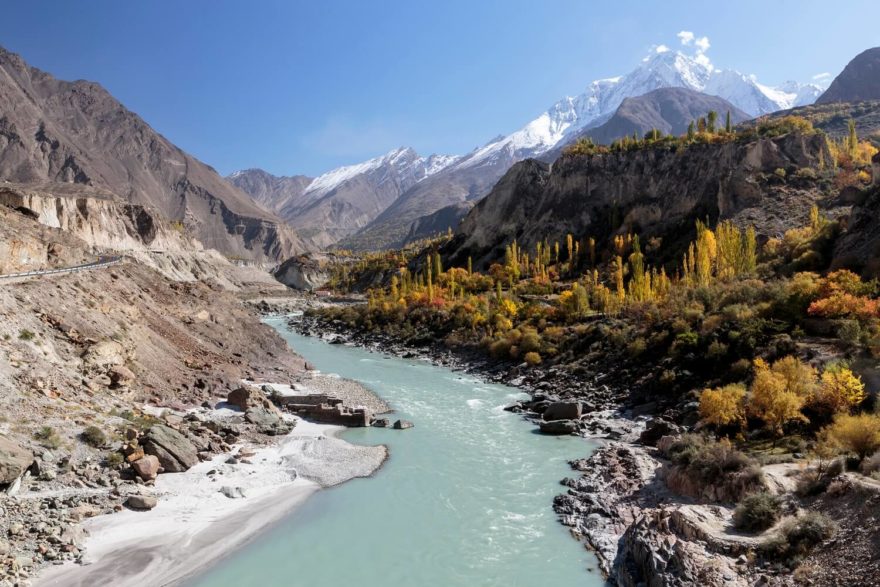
1, 1, 877, 177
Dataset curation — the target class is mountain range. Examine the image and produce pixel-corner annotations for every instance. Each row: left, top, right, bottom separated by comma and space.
234, 49, 825, 251
0, 46, 305, 262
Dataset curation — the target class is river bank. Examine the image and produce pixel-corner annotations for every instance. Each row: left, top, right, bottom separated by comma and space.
32, 380, 387, 587
282, 303, 807, 587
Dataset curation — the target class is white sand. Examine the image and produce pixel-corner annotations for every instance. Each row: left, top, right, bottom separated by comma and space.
35, 418, 387, 587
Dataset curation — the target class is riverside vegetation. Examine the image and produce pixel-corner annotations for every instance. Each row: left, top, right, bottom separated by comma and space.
305, 115, 880, 584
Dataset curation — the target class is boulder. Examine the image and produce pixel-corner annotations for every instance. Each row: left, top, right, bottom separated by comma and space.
0, 436, 34, 486
108, 365, 135, 387
131, 455, 161, 482
244, 407, 292, 436
539, 420, 579, 435
125, 495, 158, 510
371, 418, 391, 428
143, 425, 199, 473
219, 486, 247, 499
542, 401, 582, 421
392, 420, 414, 430
227, 386, 278, 413
81, 340, 125, 368
639, 419, 683, 447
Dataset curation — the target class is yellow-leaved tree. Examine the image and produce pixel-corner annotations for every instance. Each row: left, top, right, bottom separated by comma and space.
748, 358, 809, 436
819, 413, 880, 461
699, 383, 746, 429
811, 363, 867, 414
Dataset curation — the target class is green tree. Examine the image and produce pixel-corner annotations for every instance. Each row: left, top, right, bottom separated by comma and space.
707, 110, 718, 134
687, 120, 695, 141
725, 110, 732, 133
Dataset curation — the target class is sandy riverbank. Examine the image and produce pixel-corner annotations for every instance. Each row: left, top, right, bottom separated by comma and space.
35, 417, 387, 587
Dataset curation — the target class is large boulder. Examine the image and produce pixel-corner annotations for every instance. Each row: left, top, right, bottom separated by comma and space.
244, 407, 292, 436
125, 495, 158, 511
542, 401, 582, 421
131, 455, 161, 481
639, 419, 683, 447
81, 340, 125, 368
0, 436, 34, 486
227, 386, 278, 414
142, 425, 199, 473
539, 420, 579, 435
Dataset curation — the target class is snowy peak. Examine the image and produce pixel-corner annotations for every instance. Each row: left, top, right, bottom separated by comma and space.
454, 50, 825, 172
302, 146, 458, 201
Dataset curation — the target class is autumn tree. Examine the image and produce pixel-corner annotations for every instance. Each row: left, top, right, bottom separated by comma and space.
749, 358, 808, 436
699, 383, 746, 430
820, 412, 880, 461
810, 363, 866, 415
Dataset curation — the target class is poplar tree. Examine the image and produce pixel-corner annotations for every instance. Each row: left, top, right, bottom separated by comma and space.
725, 110, 732, 133
687, 121, 695, 141
707, 111, 718, 134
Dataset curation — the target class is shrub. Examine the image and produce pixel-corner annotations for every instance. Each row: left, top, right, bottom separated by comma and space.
665, 435, 764, 502
33, 426, 61, 449
627, 337, 647, 357
523, 351, 542, 366
796, 458, 844, 496
733, 492, 782, 532
81, 425, 107, 448
774, 167, 787, 179
105, 451, 124, 468
819, 412, 880, 461
794, 167, 817, 180
860, 452, 880, 476
810, 362, 866, 414
18, 329, 35, 341
761, 511, 836, 564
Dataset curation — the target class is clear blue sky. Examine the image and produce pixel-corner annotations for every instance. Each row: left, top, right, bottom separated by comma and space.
1, 0, 876, 177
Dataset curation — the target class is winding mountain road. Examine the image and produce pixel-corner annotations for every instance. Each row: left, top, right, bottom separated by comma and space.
0, 256, 122, 281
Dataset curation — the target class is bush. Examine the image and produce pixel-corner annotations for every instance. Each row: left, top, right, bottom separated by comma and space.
81, 425, 107, 448
664, 435, 764, 502
733, 492, 782, 532
796, 458, 844, 496
819, 412, 880, 461
105, 451, 124, 468
774, 167, 787, 179
523, 351, 542, 366
33, 426, 61, 449
18, 329, 35, 341
627, 337, 647, 357
761, 511, 836, 564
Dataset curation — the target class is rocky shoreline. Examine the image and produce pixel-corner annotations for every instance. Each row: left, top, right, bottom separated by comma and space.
285, 306, 811, 587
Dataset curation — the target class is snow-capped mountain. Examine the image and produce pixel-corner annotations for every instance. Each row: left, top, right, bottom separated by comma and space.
229, 147, 458, 248
453, 50, 825, 170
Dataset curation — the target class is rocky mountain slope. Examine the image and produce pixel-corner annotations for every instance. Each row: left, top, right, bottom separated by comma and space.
817, 47, 880, 104
230, 149, 458, 249
0, 46, 306, 263
341, 50, 823, 251
226, 168, 313, 215
445, 130, 834, 268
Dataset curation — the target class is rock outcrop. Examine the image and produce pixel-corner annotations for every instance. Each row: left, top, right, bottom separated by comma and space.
0, 436, 33, 487
272, 255, 330, 291
142, 425, 199, 473
446, 131, 832, 268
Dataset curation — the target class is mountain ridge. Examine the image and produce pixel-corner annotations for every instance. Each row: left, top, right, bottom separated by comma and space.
0, 46, 307, 262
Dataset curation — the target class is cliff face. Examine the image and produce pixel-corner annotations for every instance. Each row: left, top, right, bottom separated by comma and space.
817, 47, 880, 104
446, 132, 832, 267
0, 47, 306, 263
0, 183, 195, 254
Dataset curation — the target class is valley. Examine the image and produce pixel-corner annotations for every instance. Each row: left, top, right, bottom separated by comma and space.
1, 16, 880, 587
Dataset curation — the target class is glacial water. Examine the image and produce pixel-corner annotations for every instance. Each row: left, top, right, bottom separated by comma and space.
190, 318, 605, 587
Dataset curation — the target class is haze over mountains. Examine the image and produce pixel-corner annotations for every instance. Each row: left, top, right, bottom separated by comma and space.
0, 46, 304, 262
234, 48, 826, 251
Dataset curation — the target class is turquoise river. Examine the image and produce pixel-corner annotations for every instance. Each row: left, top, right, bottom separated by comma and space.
190, 317, 605, 586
